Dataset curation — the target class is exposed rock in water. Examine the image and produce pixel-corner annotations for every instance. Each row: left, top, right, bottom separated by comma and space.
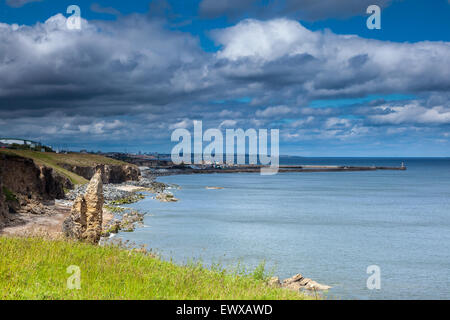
281, 274, 331, 291
155, 192, 178, 202
59, 163, 140, 184
63, 170, 104, 244
102, 210, 144, 237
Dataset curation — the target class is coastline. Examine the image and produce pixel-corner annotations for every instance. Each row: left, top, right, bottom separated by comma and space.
0, 170, 319, 299
120, 171, 332, 295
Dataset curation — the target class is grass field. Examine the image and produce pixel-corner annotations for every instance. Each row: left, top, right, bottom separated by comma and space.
0, 149, 133, 185
0, 237, 312, 300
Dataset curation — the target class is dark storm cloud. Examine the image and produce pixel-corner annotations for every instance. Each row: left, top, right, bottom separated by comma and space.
0, 13, 209, 117
199, 0, 393, 21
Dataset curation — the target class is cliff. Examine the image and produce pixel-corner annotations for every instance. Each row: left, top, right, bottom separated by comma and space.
0, 178, 9, 228
59, 163, 140, 184
0, 150, 141, 228
0, 153, 69, 201
0, 153, 70, 226
0, 150, 140, 186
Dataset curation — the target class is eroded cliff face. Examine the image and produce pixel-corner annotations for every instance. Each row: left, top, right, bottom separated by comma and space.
0, 154, 71, 225
0, 154, 69, 201
59, 163, 140, 184
0, 178, 10, 228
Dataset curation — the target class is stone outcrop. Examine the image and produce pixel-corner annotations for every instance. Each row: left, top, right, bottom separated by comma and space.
59, 163, 140, 184
281, 274, 331, 291
63, 170, 103, 244
155, 192, 178, 202
267, 277, 282, 288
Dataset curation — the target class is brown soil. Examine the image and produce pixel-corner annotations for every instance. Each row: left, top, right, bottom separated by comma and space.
0, 200, 114, 239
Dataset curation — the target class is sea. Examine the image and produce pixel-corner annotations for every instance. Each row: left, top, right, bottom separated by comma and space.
119, 158, 450, 299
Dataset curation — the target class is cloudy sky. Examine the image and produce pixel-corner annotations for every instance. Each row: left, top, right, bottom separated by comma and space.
0, 0, 449, 156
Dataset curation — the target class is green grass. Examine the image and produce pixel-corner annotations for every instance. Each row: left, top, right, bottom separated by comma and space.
2, 186, 17, 202
0, 237, 312, 300
0, 150, 135, 186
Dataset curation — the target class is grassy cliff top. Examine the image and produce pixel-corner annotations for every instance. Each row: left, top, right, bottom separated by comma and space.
0, 237, 312, 300
0, 149, 135, 185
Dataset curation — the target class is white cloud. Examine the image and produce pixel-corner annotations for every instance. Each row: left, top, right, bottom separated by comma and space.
219, 120, 238, 128
214, 19, 319, 61
0, 15, 449, 152
213, 18, 450, 98
325, 117, 352, 129
255, 105, 293, 117
169, 119, 191, 130
370, 104, 450, 125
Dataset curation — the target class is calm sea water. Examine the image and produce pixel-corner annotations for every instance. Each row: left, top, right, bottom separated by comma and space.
120, 158, 450, 299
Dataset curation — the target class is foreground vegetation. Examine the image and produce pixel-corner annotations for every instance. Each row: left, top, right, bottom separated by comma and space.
0, 237, 311, 300
0, 149, 133, 185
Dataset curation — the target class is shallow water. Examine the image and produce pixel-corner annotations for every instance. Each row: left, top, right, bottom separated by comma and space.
121, 158, 450, 299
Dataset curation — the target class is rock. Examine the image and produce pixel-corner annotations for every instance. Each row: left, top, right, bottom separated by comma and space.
267, 277, 281, 288
63, 170, 103, 244
21, 201, 46, 215
62, 196, 87, 240
305, 281, 331, 291
281, 273, 331, 291
119, 211, 144, 232
155, 192, 178, 202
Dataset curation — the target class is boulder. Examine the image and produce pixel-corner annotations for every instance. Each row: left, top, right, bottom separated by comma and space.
155, 192, 178, 202
281, 273, 331, 291
267, 277, 281, 288
63, 170, 103, 244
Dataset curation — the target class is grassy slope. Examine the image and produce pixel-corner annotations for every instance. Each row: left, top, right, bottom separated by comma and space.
0, 150, 133, 185
0, 237, 311, 300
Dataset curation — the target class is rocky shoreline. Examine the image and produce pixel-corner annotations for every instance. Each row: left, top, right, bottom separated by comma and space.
62, 170, 178, 242
1, 160, 330, 296
0, 162, 175, 241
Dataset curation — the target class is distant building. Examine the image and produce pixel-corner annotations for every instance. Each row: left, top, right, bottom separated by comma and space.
0, 138, 41, 148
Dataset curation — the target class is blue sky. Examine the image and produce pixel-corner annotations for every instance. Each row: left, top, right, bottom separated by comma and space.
0, 0, 449, 156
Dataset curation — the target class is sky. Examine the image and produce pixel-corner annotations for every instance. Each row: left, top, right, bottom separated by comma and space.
0, 0, 449, 156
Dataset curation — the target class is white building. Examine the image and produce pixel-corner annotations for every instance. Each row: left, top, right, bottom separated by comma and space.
0, 138, 41, 148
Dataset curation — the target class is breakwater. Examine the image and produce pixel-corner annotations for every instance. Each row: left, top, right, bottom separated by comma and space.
156, 164, 406, 175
